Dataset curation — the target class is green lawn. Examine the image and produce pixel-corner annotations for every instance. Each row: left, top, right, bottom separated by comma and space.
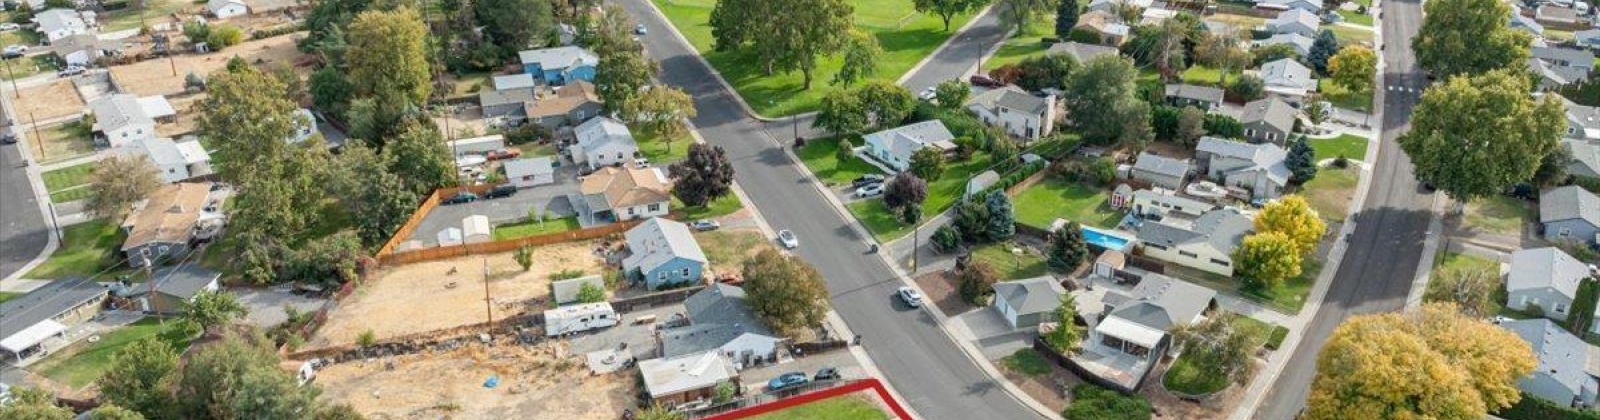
24, 220, 125, 280
748, 395, 889, 420
844, 150, 995, 240
1163, 315, 1271, 394
983, 15, 1057, 71
972, 241, 1050, 280
1180, 65, 1237, 87
1302, 167, 1358, 222
672, 193, 745, 220
1002, 348, 1053, 376
490, 217, 582, 240
99, 0, 199, 32
695, 229, 776, 272
1171, 258, 1319, 313
1319, 79, 1372, 112
1337, 10, 1374, 26
633, 125, 693, 165
50, 187, 96, 204
43, 162, 96, 192
1328, 25, 1375, 45
797, 136, 885, 187
1308, 134, 1369, 163
0, 292, 18, 304
33, 319, 193, 389
1463, 195, 1532, 236
1011, 178, 1122, 229
0, 52, 56, 81
650, 0, 976, 116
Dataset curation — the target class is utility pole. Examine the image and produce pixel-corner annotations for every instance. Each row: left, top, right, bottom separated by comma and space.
4, 57, 18, 98
482, 257, 493, 330
29, 112, 42, 160
911, 222, 919, 273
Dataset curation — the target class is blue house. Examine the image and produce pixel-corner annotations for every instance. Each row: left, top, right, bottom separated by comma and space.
623, 218, 708, 290
519, 46, 599, 86
1542, 185, 1600, 246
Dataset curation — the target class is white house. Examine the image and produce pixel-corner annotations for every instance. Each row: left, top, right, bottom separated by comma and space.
124, 137, 212, 183
1256, 58, 1318, 100
207, 0, 250, 19
965, 85, 1056, 141
863, 120, 957, 172
576, 166, 671, 225
1266, 9, 1321, 38
1135, 207, 1254, 276
1256, 0, 1324, 12
504, 156, 556, 188
571, 117, 639, 170
446, 135, 507, 156
34, 9, 90, 43
89, 94, 176, 148
1194, 137, 1290, 200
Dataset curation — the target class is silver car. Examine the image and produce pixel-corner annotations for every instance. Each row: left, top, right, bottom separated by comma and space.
897, 287, 924, 308
777, 229, 798, 249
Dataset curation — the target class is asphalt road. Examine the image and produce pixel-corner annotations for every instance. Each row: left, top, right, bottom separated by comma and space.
618, 1, 1043, 419
0, 97, 51, 281
1251, 0, 1434, 417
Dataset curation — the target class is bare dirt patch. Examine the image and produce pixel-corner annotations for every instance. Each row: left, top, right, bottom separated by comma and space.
309, 240, 607, 349
695, 228, 778, 278
316, 340, 635, 419
16, 80, 86, 121
156, 94, 204, 138
110, 35, 307, 97
912, 270, 973, 316
1000, 360, 1078, 411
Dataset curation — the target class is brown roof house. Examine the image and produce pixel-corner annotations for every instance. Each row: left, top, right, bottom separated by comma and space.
121, 183, 222, 267
526, 81, 603, 129
574, 166, 671, 226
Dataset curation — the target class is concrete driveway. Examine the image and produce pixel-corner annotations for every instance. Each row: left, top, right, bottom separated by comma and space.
235, 288, 328, 329
408, 164, 583, 245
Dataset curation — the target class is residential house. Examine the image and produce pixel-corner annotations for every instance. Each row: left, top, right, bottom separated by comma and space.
1537, 4, 1585, 27
658, 283, 784, 367
1253, 33, 1315, 56
550, 275, 606, 306
1500, 319, 1600, 408
503, 156, 556, 188
1194, 137, 1290, 200
570, 117, 639, 170
526, 81, 603, 129
1086, 0, 1153, 12
1577, 29, 1600, 51
862, 120, 957, 172
88, 94, 176, 148
1562, 95, 1599, 141
1506, 247, 1591, 318
478, 87, 537, 125
1164, 84, 1225, 111
623, 218, 708, 290
1564, 139, 1600, 178
1256, 58, 1318, 100
133, 264, 222, 315
1129, 188, 1216, 219
1266, 9, 1321, 38
51, 34, 124, 68
1129, 152, 1191, 190
1543, 185, 1600, 245
574, 166, 671, 226
1073, 10, 1131, 46
1241, 97, 1298, 144
1529, 47, 1595, 90
123, 137, 212, 183
34, 9, 89, 43
965, 85, 1056, 140
1135, 207, 1253, 276
991, 276, 1066, 329
0, 278, 108, 364
1139, 8, 1178, 26
1255, 0, 1324, 12
1046, 41, 1121, 63
122, 183, 220, 267
1076, 273, 1217, 391
519, 46, 600, 86
492, 73, 538, 91
638, 350, 740, 406
1512, 8, 1548, 37
207, 0, 249, 18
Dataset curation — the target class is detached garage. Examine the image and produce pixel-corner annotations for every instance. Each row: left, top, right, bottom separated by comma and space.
504, 156, 556, 188
991, 276, 1066, 329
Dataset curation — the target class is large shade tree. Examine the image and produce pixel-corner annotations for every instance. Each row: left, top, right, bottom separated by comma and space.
741, 249, 830, 337
1063, 55, 1151, 146
1397, 69, 1567, 202
345, 7, 431, 105
1413, 0, 1532, 78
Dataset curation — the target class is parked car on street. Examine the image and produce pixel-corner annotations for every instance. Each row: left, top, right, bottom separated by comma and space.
441, 191, 479, 205
690, 219, 721, 231
1, 133, 15, 144
777, 229, 798, 249
484, 184, 517, 199
855, 183, 884, 198
814, 367, 841, 381
897, 287, 924, 308
767, 372, 810, 391
969, 74, 1004, 88
850, 174, 885, 188
918, 86, 937, 101
634, 24, 648, 35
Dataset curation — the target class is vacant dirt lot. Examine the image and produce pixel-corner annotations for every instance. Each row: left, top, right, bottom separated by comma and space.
309, 241, 607, 349
16, 80, 85, 121
111, 35, 307, 96
317, 339, 634, 419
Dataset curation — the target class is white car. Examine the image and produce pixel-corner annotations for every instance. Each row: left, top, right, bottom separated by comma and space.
634, 24, 648, 35
855, 183, 884, 198
0, 23, 19, 31
897, 287, 924, 308
634, 157, 651, 168
777, 229, 798, 249
918, 86, 937, 101
2, 45, 26, 57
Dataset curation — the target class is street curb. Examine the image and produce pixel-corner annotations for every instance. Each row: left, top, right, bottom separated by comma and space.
0, 85, 62, 285
638, 0, 780, 122
1404, 196, 1448, 310
894, 5, 997, 86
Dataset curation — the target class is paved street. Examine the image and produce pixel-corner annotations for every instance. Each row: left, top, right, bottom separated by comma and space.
0, 97, 51, 281
1252, 0, 1435, 417
618, 1, 1044, 418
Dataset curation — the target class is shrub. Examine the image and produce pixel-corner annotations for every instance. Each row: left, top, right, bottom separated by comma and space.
1332, 155, 1350, 169
251, 23, 305, 40
959, 259, 1000, 305
549, 269, 585, 281
1064, 384, 1152, 420
932, 224, 963, 253
357, 330, 377, 348
1497, 392, 1600, 420
1265, 325, 1289, 350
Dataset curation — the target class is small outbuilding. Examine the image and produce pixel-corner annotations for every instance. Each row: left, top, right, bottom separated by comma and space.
463, 215, 491, 244
991, 276, 1066, 329
504, 156, 556, 188
437, 227, 464, 247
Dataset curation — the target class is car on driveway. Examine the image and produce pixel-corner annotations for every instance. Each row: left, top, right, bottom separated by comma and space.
690, 219, 721, 231
918, 86, 937, 101
441, 191, 479, 205
814, 367, 841, 381
969, 74, 1004, 88
855, 183, 884, 198
851, 174, 885, 188
485, 149, 521, 161
897, 286, 924, 308
2, 45, 26, 58
0, 23, 19, 31
777, 229, 798, 249
484, 184, 517, 199
767, 372, 810, 391
57, 66, 86, 77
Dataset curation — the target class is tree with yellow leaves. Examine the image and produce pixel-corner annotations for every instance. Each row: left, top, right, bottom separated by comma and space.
1306, 303, 1536, 420
1254, 195, 1326, 256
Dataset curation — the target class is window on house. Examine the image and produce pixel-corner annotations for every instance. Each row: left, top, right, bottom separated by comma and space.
681, 268, 690, 278
648, 203, 660, 212
1210, 259, 1230, 266
1560, 228, 1573, 237
628, 208, 635, 215
1145, 243, 1168, 251
1245, 129, 1255, 137
1179, 251, 1198, 258
658, 271, 667, 280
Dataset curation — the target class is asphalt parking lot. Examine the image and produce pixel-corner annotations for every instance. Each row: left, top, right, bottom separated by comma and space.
408, 164, 583, 245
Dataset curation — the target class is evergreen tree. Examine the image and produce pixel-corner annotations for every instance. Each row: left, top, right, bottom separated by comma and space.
1047, 222, 1088, 271
1307, 29, 1339, 75
1286, 136, 1319, 184
1056, 0, 1079, 39
985, 190, 1015, 241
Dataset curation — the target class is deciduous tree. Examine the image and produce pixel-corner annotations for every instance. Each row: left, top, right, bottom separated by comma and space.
1195, 30, 1250, 84
1226, 74, 1265, 102
935, 80, 970, 109
346, 7, 431, 105
85, 406, 146, 420
1064, 55, 1150, 146
596, 48, 659, 115
710, 0, 854, 89
1233, 232, 1302, 291
814, 89, 869, 134
915, 0, 989, 31
474, 0, 554, 57
1176, 106, 1205, 145
741, 249, 830, 337
832, 29, 882, 87
1254, 195, 1325, 256
1013, 53, 1078, 92
960, 259, 1000, 304
181, 290, 248, 333
856, 81, 917, 129
86, 156, 162, 218
1413, 0, 1532, 79
1398, 70, 1566, 202
954, 192, 993, 240
577, 282, 607, 303
335, 143, 419, 247
97, 338, 178, 420
175, 331, 319, 420
669, 143, 736, 207
1423, 264, 1500, 317
910, 148, 947, 181
998, 0, 1057, 35
1327, 45, 1376, 93
1171, 313, 1262, 386
884, 172, 929, 214
626, 86, 697, 142
381, 120, 455, 196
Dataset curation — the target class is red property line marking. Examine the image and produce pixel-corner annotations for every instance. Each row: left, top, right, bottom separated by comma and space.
700, 378, 914, 420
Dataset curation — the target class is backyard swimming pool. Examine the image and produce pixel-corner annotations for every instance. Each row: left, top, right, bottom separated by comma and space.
1082, 225, 1134, 252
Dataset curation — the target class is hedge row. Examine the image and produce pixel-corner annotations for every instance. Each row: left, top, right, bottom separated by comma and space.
252, 23, 305, 40
1497, 393, 1600, 420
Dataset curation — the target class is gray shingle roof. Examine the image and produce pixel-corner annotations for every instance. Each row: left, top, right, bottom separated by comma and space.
992, 276, 1065, 316
1164, 84, 1224, 104
1565, 140, 1600, 178
1241, 97, 1298, 134
147, 264, 220, 300
0, 277, 106, 340
1533, 47, 1596, 69
1267, 9, 1320, 33
1136, 208, 1253, 255
504, 156, 555, 178
575, 116, 638, 152
130, 137, 185, 168
623, 217, 707, 275
89, 94, 156, 134
1259, 58, 1317, 90
518, 46, 599, 70
1511, 10, 1546, 36
966, 85, 1049, 115
1046, 42, 1121, 63
478, 88, 536, 108
1563, 96, 1600, 135
1133, 152, 1191, 178
1254, 33, 1314, 55
1196, 137, 1291, 183
865, 120, 957, 161
1541, 185, 1600, 227
1509, 247, 1590, 301
661, 283, 778, 357
34, 9, 86, 35
1108, 274, 1216, 330
1501, 319, 1597, 402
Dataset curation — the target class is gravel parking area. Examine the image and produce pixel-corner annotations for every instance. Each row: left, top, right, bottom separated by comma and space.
234, 288, 327, 328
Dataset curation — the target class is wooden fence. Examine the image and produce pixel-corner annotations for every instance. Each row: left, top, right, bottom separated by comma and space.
376, 218, 641, 265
